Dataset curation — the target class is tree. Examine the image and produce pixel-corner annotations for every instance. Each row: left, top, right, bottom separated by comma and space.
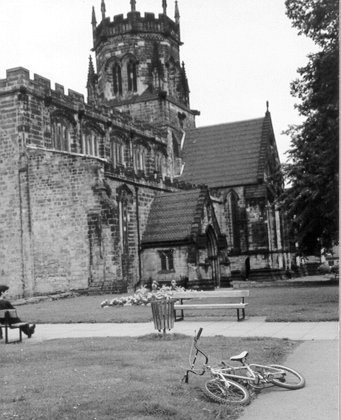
281, 0, 339, 254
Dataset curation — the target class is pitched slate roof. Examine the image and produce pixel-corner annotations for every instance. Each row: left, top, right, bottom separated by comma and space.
142, 189, 205, 246
181, 115, 272, 188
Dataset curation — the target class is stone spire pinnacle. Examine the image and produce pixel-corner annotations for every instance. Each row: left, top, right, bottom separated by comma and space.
174, 1, 180, 24
101, 0, 106, 20
91, 6, 97, 28
162, 0, 167, 15
130, 0, 136, 12
87, 55, 96, 88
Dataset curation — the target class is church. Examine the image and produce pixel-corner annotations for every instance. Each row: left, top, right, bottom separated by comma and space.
0, 1, 290, 298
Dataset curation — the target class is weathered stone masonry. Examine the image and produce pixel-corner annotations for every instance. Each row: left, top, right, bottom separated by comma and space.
0, 67, 185, 297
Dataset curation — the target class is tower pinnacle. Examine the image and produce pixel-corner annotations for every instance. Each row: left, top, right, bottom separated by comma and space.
162, 0, 167, 15
91, 6, 97, 28
174, 1, 180, 24
130, 0, 136, 12
101, 0, 106, 20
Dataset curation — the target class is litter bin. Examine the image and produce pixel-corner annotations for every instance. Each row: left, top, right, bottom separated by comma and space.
151, 300, 175, 334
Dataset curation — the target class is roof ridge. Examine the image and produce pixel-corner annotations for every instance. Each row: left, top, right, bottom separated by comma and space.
192, 116, 265, 131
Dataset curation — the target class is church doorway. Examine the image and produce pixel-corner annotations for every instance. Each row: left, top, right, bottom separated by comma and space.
206, 226, 220, 287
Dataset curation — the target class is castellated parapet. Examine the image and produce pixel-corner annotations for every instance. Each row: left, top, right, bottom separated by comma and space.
93, 11, 181, 50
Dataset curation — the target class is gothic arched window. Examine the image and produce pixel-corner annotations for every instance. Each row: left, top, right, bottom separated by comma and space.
51, 116, 73, 152
111, 138, 126, 168
117, 185, 133, 252
127, 59, 137, 92
81, 125, 102, 157
113, 63, 122, 95
134, 146, 146, 173
226, 191, 241, 250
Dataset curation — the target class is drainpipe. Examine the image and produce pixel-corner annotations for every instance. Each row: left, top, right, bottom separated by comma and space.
135, 186, 142, 285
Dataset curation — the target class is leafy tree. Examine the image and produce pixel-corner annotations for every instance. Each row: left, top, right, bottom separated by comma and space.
282, 0, 339, 254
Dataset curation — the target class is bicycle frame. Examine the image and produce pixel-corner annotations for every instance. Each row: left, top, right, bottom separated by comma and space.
183, 328, 286, 388
220, 362, 288, 387
183, 328, 245, 392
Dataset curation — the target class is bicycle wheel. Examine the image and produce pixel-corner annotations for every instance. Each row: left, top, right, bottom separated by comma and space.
269, 364, 305, 390
204, 378, 250, 405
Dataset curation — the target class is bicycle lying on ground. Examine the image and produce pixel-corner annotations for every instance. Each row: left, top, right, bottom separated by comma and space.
181, 328, 305, 405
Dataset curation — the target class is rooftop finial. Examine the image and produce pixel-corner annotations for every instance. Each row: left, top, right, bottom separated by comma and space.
130, 0, 136, 12
91, 6, 97, 27
174, 1, 180, 24
162, 0, 167, 15
101, 0, 106, 20
266, 100, 270, 114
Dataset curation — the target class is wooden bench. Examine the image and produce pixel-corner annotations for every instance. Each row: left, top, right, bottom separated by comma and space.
0, 309, 28, 344
172, 290, 249, 322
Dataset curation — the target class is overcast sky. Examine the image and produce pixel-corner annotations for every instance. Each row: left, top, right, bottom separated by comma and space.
0, 0, 317, 162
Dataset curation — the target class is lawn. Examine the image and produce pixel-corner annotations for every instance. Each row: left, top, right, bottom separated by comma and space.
15, 285, 339, 324
1, 334, 300, 420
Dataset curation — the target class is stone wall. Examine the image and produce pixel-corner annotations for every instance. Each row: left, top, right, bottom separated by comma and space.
0, 93, 23, 297
141, 246, 188, 284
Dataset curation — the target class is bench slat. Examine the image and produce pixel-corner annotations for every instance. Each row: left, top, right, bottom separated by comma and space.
174, 303, 247, 310
172, 290, 249, 299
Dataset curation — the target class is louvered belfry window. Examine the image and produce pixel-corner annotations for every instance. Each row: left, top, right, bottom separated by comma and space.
113, 63, 122, 95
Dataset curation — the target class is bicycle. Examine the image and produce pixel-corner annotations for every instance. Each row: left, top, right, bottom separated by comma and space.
219, 349, 305, 392
181, 328, 251, 405
182, 328, 305, 405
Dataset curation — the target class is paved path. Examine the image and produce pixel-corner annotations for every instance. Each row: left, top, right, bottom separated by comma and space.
239, 340, 339, 420
14, 320, 338, 343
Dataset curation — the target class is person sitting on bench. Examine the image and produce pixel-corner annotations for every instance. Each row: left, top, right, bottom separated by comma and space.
0, 285, 36, 339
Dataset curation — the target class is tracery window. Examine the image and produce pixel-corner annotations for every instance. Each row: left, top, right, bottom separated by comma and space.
51, 120, 72, 152
117, 185, 133, 252
134, 146, 145, 173
127, 59, 137, 92
111, 140, 126, 167
154, 153, 165, 176
226, 191, 241, 250
159, 249, 174, 271
82, 127, 101, 157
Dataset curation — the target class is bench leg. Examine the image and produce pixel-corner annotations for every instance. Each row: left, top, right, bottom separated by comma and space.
237, 309, 246, 321
174, 309, 184, 322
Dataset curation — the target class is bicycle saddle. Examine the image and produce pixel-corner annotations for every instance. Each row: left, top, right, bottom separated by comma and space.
230, 351, 248, 361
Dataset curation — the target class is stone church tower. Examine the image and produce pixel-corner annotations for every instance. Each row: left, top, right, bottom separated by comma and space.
87, 0, 198, 133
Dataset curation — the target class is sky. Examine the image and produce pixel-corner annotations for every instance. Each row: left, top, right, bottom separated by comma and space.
0, 0, 317, 162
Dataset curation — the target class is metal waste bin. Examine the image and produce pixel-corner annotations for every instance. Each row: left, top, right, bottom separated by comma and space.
151, 300, 175, 334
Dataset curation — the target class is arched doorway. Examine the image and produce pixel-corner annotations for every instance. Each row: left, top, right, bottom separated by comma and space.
206, 226, 220, 287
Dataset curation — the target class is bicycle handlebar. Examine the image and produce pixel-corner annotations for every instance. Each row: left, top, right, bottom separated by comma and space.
196, 328, 203, 340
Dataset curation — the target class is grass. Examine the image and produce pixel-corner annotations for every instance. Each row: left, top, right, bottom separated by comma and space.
15, 285, 339, 324
1, 334, 300, 420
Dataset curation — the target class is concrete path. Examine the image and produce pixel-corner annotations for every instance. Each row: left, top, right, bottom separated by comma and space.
7, 320, 338, 343
239, 340, 339, 420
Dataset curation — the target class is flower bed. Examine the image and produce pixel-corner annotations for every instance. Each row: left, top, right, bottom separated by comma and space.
101, 285, 186, 308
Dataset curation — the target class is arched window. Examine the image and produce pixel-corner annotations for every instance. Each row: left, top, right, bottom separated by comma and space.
134, 146, 145, 173
51, 118, 72, 152
81, 126, 101, 157
226, 191, 241, 250
113, 62, 122, 95
111, 139, 125, 167
159, 250, 174, 271
154, 153, 165, 176
117, 185, 133, 252
127, 59, 137, 92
